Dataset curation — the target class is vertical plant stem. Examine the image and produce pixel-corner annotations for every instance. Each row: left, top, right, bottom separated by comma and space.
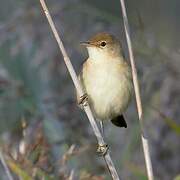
39, 0, 120, 179
119, 0, 154, 180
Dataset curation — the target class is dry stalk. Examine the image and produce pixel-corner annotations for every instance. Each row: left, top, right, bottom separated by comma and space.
68, 169, 75, 180
0, 150, 14, 180
39, 0, 120, 179
119, 0, 154, 180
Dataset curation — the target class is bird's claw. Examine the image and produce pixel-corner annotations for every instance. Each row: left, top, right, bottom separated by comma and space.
78, 93, 88, 108
97, 143, 109, 156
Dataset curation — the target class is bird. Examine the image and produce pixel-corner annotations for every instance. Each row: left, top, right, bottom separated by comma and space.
77, 32, 133, 131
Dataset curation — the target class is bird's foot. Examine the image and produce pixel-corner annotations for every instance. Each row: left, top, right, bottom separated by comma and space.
97, 143, 109, 156
78, 93, 88, 108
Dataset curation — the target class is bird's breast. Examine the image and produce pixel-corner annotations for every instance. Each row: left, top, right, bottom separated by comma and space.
82, 58, 132, 120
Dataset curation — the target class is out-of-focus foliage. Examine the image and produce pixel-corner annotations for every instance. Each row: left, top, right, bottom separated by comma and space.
0, 0, 179, 179
174, 175, 180, 180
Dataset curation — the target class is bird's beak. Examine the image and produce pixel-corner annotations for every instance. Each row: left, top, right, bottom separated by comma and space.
80, 41, 90, 46
80, 41, 97, 47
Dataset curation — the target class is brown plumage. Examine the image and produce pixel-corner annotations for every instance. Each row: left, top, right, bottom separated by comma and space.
77, 32, 133, 128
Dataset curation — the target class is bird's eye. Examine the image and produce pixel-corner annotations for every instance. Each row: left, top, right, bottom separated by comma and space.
100, 41, 106, 47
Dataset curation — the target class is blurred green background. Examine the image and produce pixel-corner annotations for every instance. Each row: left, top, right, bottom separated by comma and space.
0, 0, 179, 179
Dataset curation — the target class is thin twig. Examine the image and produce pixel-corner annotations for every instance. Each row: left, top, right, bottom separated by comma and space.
68, 169, 75, 180
39, 0, 120, 179
119, 0, 154, 180
0, 150, 14, 180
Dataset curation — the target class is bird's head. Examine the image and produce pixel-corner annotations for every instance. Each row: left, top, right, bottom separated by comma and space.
81, 32, 123, 60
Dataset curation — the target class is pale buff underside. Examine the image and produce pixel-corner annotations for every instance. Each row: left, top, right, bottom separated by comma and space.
79, 54, 133, 121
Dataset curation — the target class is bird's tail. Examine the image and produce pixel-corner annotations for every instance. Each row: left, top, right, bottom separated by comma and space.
111, 115, 127, 128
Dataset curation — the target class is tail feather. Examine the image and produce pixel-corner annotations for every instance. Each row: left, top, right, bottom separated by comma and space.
111, 115, 127, 128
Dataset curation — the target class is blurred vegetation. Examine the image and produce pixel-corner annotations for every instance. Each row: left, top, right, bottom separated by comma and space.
0, 0, 179, 179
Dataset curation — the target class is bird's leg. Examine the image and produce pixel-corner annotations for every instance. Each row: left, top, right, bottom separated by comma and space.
100, 121, 104, 137
97, 121, 109, 156
78, 93, 88, 108
78, 96, 109, 156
